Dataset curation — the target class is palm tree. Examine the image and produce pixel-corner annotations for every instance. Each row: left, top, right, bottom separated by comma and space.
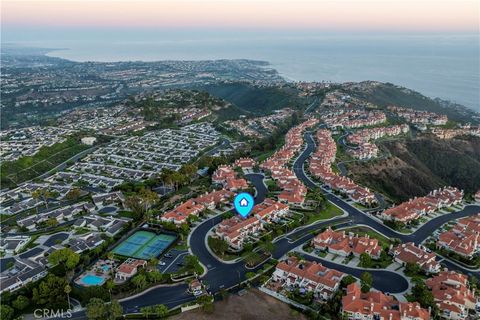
64, 284, 71, 309
243, 251, 260, 267
31, 190, 40, 213
148, 258, 159, 271
106, 279, 115, 301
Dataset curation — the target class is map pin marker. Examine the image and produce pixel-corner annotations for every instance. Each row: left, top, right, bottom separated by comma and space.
234, 192, 254, 218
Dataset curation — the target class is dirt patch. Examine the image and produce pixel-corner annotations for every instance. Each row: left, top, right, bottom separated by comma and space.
170, 289, 307, 320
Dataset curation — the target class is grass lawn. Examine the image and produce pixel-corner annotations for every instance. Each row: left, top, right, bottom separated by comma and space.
353, 203, 370, 210
305, 203, 343, 224
19, 234, 40, 252
255, 150, 276, 163
1, 136, 90, 188
117, 210, 136, 219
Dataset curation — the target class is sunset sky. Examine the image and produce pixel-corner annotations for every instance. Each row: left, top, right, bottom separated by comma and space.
2, 0, 479, 34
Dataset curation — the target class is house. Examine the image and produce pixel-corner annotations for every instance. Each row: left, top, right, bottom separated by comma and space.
92, 191, 125, 209
195, 189, 233, 209
312, 228, 382, 259
234, 157, 256, 170
342, 283, 430, 320
225, 177, 248, 191
0, 258, 47, 294
212, 165, 236, 184
106, 220, 128, 237
308, 129, 376, 206
0, 236, 31, 255
161, 189, 234, 225
436, 214, 480, 259
272, 257, 345, 301
215, 216, 263, 250
393, 243, 440, 274
425, 271, 476, 320
381, 187, 463, 223
161, 199, 205, 225
214, 198, 289, 250
115, 258, 147, 281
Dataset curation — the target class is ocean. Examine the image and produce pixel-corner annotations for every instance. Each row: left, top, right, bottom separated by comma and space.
14, 33, 480, 111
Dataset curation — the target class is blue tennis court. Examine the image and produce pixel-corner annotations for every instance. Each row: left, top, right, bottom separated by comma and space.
112, 230, 176, 259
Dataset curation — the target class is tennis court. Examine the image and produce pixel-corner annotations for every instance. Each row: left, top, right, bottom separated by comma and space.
112, 230, 176, 259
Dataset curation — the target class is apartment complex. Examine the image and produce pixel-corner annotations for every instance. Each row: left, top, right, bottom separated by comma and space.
309, 129, 376, 205
272, 257, 345, 301
342, 283, 430, 320
381, 187, 463, 223
312, 227, 383, 258
393, 242, 440, 274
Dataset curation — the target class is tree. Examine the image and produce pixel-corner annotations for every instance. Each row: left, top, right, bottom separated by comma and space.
196, 295, 214, 313
132, 273, 147, 290
410, 283, 437, 313
12, 295, 29, 311
180, 164, 198, 181
108, 300, 123, 320
360, 272, 373, 293
139, 187, 159, 217
148, 258, 159, 270
259, 241, 275, 254
243, 251, 261, 267
65, 284, 72, 309
125, 195, 144, 220
182, 255, 203, 275
105, 280, 115, 301
154, 304, 169, 317
46, 217, 59, 228
147, 270, 164, 283
140, 306, 155, 319
32, 275, 69, 309
32, 188, 53, 209
309, 187, 326, 208
0, 305, 14, 320
340, 275, 356, 288
209, 237, 229, 256
65, 188, 82, 201
404, 262, 421, 276
48, 248, 80, 271
359, 253, 372, 268
86, 298, 106, 320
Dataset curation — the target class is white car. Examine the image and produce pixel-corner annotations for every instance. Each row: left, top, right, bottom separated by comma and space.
193, 290, 203, 296
158, 261, 166, 266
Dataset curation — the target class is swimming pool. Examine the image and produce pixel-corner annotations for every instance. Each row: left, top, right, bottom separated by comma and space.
80, 274, 106, 286
101, 265, 110, 272
112, 230, 176, 260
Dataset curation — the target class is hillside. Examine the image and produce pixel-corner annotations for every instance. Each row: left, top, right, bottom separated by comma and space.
343, 82, 479, 124
346, 135, 480, 203
197, 82, 309, 115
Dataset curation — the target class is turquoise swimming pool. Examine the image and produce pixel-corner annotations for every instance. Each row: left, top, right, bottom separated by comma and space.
80, 274, 105, 286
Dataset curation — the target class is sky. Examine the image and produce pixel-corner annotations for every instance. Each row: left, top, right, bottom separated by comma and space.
2, 0, 479, 36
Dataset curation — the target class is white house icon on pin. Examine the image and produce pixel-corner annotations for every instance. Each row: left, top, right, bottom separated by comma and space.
239, 198, 249, 207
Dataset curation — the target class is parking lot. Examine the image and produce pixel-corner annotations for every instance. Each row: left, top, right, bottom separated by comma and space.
157, 248, 189, 274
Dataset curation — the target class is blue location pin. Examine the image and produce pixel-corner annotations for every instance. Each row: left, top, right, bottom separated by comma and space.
234, 192, 254, 218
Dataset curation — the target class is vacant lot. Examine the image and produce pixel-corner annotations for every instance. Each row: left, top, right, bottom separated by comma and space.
171, 289, 306, 320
